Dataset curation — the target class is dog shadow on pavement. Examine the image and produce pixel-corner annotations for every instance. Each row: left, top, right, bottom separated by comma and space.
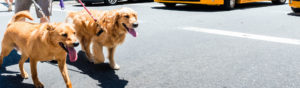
66, 51, 128, 88
0, 50, 34, 88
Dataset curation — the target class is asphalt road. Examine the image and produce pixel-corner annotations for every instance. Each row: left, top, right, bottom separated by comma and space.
1, 1, 300, 88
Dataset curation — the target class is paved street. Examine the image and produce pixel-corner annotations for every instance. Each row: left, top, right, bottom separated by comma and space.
1, 1, 300, 88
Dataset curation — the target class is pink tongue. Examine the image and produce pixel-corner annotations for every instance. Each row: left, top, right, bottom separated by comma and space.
128, 29, 137, 37
67, 47, 77, 62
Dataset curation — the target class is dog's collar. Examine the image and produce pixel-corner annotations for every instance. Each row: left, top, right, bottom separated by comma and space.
95, 23, 104, 36
96, 28, 104, 36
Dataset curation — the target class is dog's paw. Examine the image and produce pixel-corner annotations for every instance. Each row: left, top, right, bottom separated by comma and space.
93, 59, 105, 64
67, 82, 72, 88
21, 72, 29, 79
85, 55, 94, 63
110, 64, 120, 70
85, 53, 93, 59
87, 58, 94, 63
34, 82, 44, 88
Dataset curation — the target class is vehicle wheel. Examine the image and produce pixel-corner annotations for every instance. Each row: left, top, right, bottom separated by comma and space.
84, 2, 93, 6
272, 0, 286, 4
292, 7, 300, 13
105, 0, 118, 5
223, 0, 235, 10
163, 3, 176, 8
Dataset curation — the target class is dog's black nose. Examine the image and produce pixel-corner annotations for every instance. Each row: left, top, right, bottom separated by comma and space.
73, 42, 79, 47
132, 22, 138, 28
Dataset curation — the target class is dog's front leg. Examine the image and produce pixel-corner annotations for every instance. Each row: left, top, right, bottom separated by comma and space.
57, 59, 72, 88
83, 37, 93, 62
80, 36, 93, 62
93, 43, 105, 64
108, 46, 120, 70
30, 59, 44, 88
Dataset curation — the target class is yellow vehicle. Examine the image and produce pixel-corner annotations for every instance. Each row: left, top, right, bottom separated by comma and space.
155, 0, 286, 9
290, 0, 300, 12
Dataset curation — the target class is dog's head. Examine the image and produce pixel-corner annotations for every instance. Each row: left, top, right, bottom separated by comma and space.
113, 7, 138, 37
47, 23, 79, 62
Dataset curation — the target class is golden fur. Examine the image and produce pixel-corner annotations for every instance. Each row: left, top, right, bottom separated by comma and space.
0, 11, 78, 88
67, 7, 138, 69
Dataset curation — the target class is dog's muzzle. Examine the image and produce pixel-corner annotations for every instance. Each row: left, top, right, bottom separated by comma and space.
59, 42, 68, 53
122, 23, 138, 37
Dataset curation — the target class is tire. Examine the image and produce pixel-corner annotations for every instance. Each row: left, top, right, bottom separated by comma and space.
272, 0, 286, 4
163, 3, 176, 8
223, 0, 235, 10
105, 0, 118, 5
292, 7, 300, 13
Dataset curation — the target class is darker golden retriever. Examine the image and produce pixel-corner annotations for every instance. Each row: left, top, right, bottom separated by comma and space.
67, 7, 138, 69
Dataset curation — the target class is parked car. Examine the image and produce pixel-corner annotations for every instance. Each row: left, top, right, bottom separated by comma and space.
289, 0, 300, 12
78, 0, 120, 5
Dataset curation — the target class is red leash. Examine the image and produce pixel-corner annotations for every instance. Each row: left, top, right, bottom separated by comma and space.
77, 0, 104, 36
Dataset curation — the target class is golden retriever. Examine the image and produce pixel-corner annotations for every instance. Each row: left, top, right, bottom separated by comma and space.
67, 7, 138, 70
0, 11, 78, 88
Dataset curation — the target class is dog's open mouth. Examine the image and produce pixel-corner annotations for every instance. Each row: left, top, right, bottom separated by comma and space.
122, 23, 137, 37
59, 42, 78, 62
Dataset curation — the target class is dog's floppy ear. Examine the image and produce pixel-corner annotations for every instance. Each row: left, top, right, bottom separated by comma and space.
112, 11, 120, 25
46, 23, 56, 31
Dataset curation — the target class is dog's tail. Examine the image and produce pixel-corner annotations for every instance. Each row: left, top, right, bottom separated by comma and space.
10, 10, 34, 23
65, 11, 77, 23
7, 11, 34, 27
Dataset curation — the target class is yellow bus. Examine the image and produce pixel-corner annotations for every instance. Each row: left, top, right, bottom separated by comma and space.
155, 0, 286, 9
290, 0, 300, 12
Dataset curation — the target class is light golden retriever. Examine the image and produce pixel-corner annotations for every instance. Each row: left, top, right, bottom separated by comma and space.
0, 11, 78, 88
67, 7, 138, 70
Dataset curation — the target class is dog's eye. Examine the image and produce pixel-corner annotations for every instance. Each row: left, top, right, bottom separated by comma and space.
124, 15, 129, 18
73, 32, 76, 34
62, 33, 68, 37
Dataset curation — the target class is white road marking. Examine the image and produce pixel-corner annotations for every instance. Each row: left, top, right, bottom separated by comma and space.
182, 27, 300, 45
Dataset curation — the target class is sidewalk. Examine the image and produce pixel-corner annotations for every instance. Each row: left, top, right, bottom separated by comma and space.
0, 0, 77, 12
0, 1, 13, 12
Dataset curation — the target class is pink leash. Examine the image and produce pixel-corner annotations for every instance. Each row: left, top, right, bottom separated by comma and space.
77, 0, 104, 36
77, 0, 97, 22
